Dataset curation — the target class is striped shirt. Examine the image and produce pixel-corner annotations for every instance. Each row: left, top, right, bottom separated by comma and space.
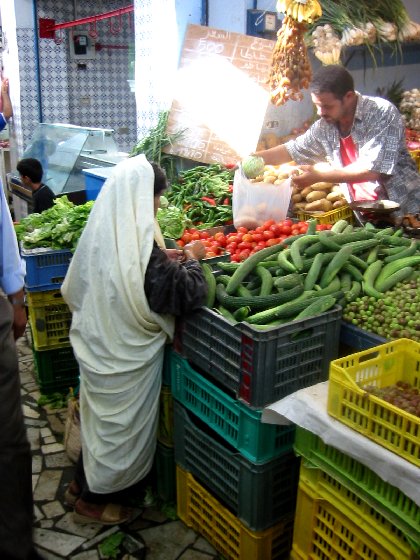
285, 93, 420, 216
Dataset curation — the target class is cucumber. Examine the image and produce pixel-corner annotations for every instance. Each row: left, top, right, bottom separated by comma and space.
319, 245, 353, 288
201, 262, 217, 308
293, 294, 337, 321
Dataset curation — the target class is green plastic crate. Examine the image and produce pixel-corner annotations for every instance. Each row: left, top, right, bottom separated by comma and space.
294, 427, 420, 551
170, 350, 295, 464
33, 346, 79, 394
174, 400, 299, 531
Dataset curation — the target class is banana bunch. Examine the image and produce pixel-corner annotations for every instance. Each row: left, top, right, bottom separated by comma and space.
276, 0, 322, 24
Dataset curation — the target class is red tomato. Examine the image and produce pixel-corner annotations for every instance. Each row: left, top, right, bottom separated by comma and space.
177, 239, 185, 247
231, 254, 241, 262
227, 234, 239, 244
269, 224, 281, 236
236, 226, 248, 234
242, 233, 253, 243
282, 219, 293, 227
266, 238, 280, 246
279, 224, 292, 235
238, 241, 253, 251
181, 232, 192, 244
251, 233, 264, 242
199, 231, 210, 239
262, 219, 275, 229
206, 251, 217, 258
190, 232, 200, 240
214, 232, 226, 242
263, 230, 275, 240
239, 250, 250, 260
254, 226, 264, 234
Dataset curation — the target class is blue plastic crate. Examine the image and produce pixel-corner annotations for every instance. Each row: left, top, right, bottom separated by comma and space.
21, 247, 72, 291
340, 320, 387, 350
83, 167, 115, 201
174, 401, 299, 531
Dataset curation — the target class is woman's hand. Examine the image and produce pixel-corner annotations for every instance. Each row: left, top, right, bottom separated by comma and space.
183, 241, 206, 261
165, 249, 184, 261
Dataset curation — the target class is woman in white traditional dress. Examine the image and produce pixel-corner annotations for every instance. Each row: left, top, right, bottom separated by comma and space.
61, 155, 207, 525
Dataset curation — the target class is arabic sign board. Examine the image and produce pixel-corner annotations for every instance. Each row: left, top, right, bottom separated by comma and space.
165, 24, 313, 165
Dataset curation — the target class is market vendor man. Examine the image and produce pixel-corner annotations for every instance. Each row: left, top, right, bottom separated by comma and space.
255, 64, 420, 219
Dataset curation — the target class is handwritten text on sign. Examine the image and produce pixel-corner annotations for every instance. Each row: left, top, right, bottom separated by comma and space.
165, 25, 275, 165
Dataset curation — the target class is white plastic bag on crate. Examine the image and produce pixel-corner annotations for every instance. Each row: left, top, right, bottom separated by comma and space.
232, 165, 292, 229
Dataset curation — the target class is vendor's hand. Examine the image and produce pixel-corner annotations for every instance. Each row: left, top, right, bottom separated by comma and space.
183, 240, 206, 261
291, 165, 322, 189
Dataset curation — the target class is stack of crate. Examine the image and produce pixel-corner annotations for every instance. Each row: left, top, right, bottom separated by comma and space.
21, 247, 79, 394
154, 345, 176, 503
290, 339, 420, 559
168, 303, 342, 560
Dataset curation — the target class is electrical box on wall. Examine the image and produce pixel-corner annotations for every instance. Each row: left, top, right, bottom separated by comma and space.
246, 10, 281, 39
70, 33, 96, 60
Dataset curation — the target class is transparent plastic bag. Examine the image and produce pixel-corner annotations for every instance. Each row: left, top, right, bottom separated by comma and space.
232, 165, 292, 229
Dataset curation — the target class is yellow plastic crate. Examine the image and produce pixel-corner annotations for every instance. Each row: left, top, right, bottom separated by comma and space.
291, 464, 417, 560
296, 203, 354, 225
328, 339, 420, 467
157, 385, 173, 447
176, 466, 294, 560
27, 290, 71, 351
409, 149, 420, 172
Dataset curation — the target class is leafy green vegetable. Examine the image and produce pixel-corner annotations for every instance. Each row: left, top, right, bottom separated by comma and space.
156, 203, 190, 239
37, 392, 69, 409
98, 532, 125, 560
15, 196, 94, 251
129, 110, 185, 184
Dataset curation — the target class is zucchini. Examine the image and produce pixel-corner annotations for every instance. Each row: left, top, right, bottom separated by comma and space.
314, 276, 341, 295
293, 294, 337, 321
319, 245, 353, 288
383, 240, 418, 263
201, 262, 217, 308
290, 234, 320, 271
342, 224, 354, 234
233, 306, 250, 321
377, 235, 412, 247
226, 244, 283, 294
245, 291, 316, 324
273, 272, 303, 291
331, 230, 375, 244
217, 261, 240, 274
216, 306, 236, 323
277, 248, 298, 273
366, 245, 381, 265
374, 227, 395, 237
375, 266, 414, 293
318, 231, 341, 251
306, 219, 318, 235
216, 282, 304, 311
362, 260, 384, 299
255, 266, 274, 297
339, 272, 352, 293
375, 256, 420, 291
331, 219, 349, 234
345, 280, 362, 302
304, 241, 324, 257
304, 252, 326, 291
342, 262, 364, 282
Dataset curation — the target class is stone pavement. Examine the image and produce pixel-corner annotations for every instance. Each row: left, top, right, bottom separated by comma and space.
16, 330, 221, 560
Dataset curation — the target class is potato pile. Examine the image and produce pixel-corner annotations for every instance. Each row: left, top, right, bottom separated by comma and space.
292, 182, 348, 214
249, 163, 296, 184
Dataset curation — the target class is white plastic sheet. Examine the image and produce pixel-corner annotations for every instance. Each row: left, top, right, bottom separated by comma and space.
262, 381, 420, 506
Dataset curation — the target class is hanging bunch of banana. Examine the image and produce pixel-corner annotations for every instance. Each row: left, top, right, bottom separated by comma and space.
276, 0, 322, 24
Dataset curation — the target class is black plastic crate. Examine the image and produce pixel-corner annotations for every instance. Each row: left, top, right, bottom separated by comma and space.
179, 306, 342, 408
340, 321, 387, 350
174, 401, 299, 531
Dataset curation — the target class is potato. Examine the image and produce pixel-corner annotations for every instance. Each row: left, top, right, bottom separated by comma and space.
293, 202, 307, 211
306, 190, 327, 202
305, 199, 333, 212
333, 199, 348, 208
300, 186, 313, 198
263, 175, 277, 184
311, 181, 334, 191
326, 191, 345, 202
292, 193, 303, 203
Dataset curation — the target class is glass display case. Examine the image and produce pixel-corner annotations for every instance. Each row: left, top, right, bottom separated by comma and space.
8, 123, 128, 216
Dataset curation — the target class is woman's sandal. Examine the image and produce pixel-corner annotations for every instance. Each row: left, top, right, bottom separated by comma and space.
64, 480, 81, 506
73, 498, 133, 525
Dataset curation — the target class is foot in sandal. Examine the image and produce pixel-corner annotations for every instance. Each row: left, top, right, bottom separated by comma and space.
64, 480, 81, 506
73, 498, 132, 525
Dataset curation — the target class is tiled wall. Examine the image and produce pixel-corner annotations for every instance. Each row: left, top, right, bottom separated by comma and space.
19, 0, 136, 153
